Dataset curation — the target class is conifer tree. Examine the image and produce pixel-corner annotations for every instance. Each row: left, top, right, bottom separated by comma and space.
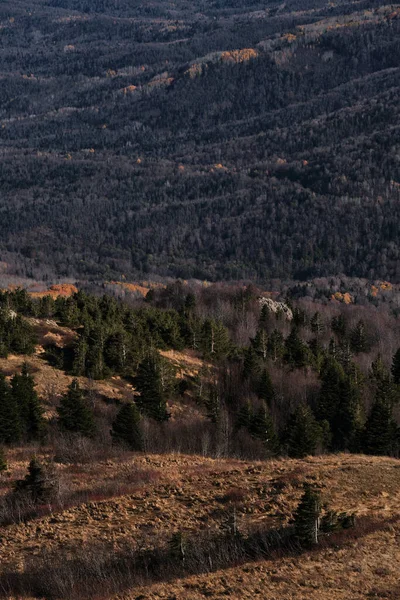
236, 400, 251, 430
293, 484, 321, 546
249, 404, 279, 456
201, 319, 231, 359
284, 327, 311, 369
363, 398, 398, 456
11, 364, 45, 441
317, 358, 346, 424
111, 402, 143, 450
57, 379, 96, 437
243, 346, 261, 380
104, 330, 129, 374
14, 458, 55, 503
0, 374, 21, 444
204, 382, 221, 423
331, 313, 346, 338
350, 320, 368, 353
259, 304, 270, 330
135, 352, 172, 421
333, 377, 362, 452
252, 329, 268, 360
285, 404, 321, 458
267, 329, 284, 362
72, 336, 89, 376
257, 368, 275, 406
310, 312, 324, 337
391, 348, 400, 385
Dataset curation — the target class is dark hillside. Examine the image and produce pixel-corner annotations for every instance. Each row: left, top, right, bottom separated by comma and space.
0, 0, 399, 281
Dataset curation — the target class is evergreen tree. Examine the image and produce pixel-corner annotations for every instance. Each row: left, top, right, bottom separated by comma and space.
293, 484, 321, 546
134, 352, 172, 421
267, 329, 284, 362
57, 379, 96, 437
201, 319, 231, 359
236, 400, 251, 430
284, 327, 311, 369
350, 320, 368, 353
331, 314, 346, 338
252, 329, 268, 360
363, 398, 398, 456
14, 458, 55, 503
257, 368, 275, 406
86, 327, 108, 380
243, 346, 261, 380
11, 365, 45, 441
259, 304, 270, 330
249, 404, 279, 456
310, 312, 324, 337
317, 358, 346, 423
72, 336, 88, 376
391, 348, 400, 385
104, 330, 129, 374
111, 402, 143, 450
332, 377, 362, 452
285, 405, 321, 458
204, 382, 220, 423
0, 374, 21, 444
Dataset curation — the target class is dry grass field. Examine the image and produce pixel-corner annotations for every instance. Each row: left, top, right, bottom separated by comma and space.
1, 451, 399, 599
0, 319, 399, 599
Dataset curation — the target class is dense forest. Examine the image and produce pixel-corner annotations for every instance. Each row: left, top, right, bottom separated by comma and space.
0, 0, 399, 282
1, 282, 400, 461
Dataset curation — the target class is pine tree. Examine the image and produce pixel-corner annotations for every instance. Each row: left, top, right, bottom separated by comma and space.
11, 364, 45, 441
0, 374, 22, 444
72, 336, 88, 376
333, 377, 362, 452
350, 320, 368, 353
243, 346, 261, 380
104, 330, 129, 374
267, 329, 284, 362
201, 319, 231, 359
111, 402, 143, 450
259, 304, 270, 330
317, 358, 345, 423
257, 368, 275, 406
285, 405, 321, 458
293, 484, 321, 546
252, 329, 268, 360
14, 458, 55, 503
391, 348, 400, 384
86, 327, 108, 380
310, 312, 324, 337
236, 400, 251, 430
249, 404, 279, 456
331, 313, 346, 338
363, 397, 398, 456
57, 379, 96, 437
134, 352, 172, 421
284, 327, 311, 369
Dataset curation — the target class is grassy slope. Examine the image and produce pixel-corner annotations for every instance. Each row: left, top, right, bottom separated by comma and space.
0, 321, 399, 598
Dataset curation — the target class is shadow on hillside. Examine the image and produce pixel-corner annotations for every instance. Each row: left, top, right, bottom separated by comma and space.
0, 515, 394, 599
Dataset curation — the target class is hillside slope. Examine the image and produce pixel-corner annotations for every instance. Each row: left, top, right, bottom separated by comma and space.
0, 0, 399, 281
2, 452, 400, 599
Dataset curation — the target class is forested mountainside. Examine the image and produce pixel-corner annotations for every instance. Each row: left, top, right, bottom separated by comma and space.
0, 281, 399, 597
0, 0, 400, 281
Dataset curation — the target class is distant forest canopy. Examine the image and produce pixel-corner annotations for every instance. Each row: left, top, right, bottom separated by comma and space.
0, 0, 399, 282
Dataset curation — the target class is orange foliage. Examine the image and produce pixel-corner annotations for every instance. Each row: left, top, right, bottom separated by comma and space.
331, 291, 353, 304
220, 48, 258, 63
29, 284, 78, 299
